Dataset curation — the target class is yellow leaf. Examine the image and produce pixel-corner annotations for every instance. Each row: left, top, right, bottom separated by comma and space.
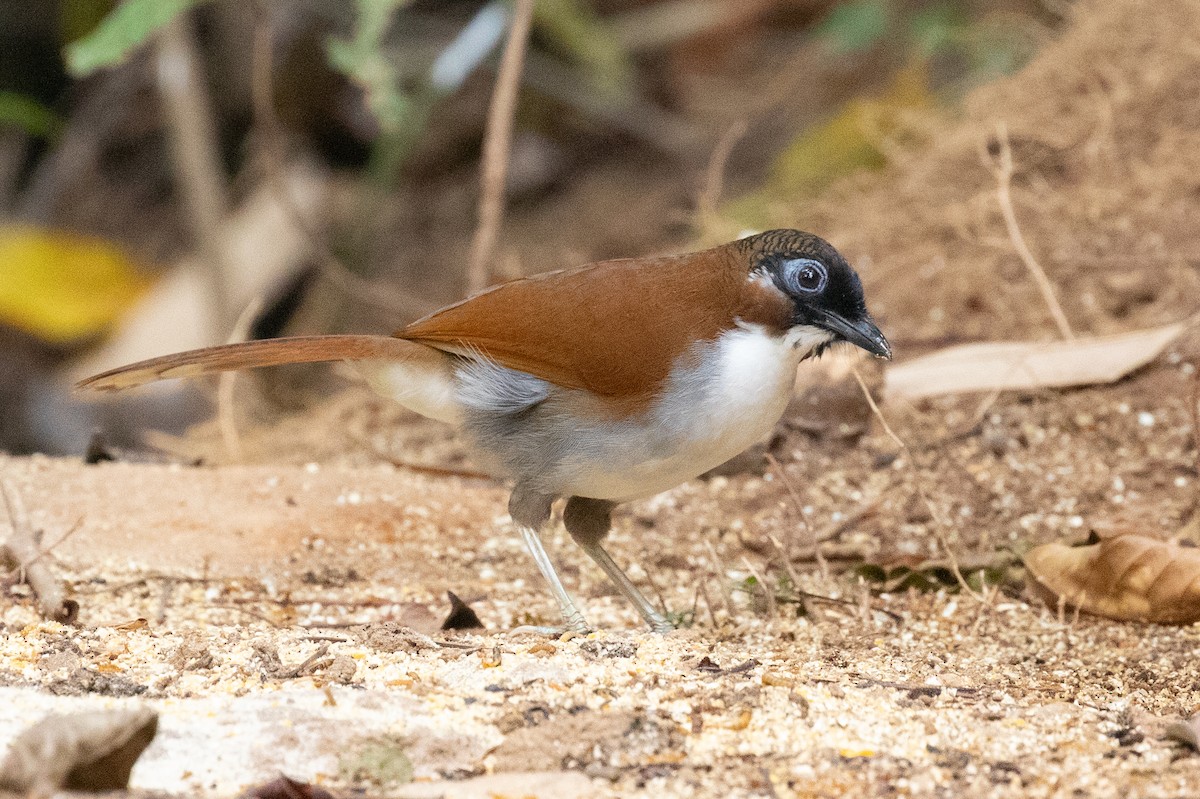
0, 225, 150, 343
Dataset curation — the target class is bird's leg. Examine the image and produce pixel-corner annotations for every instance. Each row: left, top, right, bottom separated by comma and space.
563, 496, 674, 633
508, 490, 590, 633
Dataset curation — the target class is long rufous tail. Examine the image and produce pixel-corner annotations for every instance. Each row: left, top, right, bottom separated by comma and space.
76, 335, 438, 392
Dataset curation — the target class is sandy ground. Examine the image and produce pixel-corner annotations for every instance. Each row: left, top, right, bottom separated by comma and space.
2, 404, 1200, 799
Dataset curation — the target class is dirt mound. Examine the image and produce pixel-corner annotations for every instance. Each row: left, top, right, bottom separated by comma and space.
777, 0, 1200, 347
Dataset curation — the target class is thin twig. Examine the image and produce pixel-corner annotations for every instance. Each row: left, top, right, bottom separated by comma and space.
278, 643, 331, 679
155, 577, 176, 625
156, 14, 234, 336
467, 0, 536, 294
642, 563, 672, 621
0, 481, 76, 622
765, 452, 827, 580
1190, 369, 1200, 478
740, 556, 777, 618
801, 589, 904, 624
697, 574, 719, 628
210, 603, 282, 627
764, 530, 814, 620
851, 368, 986, 604
250, 10, 433, 320
703, 539, 736, 624
2, 517, 83, 576
218, 296, 264, 462
698, 119, 747, 221
385, 459, 497, 481
985, 122, 1074, 339
784, 499, 881, 562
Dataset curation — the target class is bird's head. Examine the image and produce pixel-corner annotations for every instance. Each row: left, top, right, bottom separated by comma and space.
742, 229, 891, 360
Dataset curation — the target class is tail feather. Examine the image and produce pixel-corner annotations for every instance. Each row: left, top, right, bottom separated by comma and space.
76, 335, 439, 392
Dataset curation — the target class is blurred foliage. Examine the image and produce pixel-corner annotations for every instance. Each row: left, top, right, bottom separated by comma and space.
59, 0, 118, 48
329, 0, 633, 185
0, 226, 149, 344
326, 0, 422, 185
533, 0, 632, 98
328, 0, 513, 186
817, 0, 1036, 85
57, 0, 634, 188
769, 64, 930, 196
64, 0, 210, 76
0, 92, 64, 139
728, 0, 1039, 228
817, 0, 891, 54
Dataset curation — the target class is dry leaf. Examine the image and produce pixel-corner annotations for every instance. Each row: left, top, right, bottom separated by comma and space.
441, 591, 484, 630
884, 323, 1184, 400
0, 706, 158, 793
1024, 534, 1200, 623
244, 775, 338, 799
1166, 717, 1200, 752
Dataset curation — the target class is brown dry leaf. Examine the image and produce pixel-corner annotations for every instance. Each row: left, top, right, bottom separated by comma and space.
1165, 717, 1200, 752
1024, 534, 1200, 624
243, 775, 338, 799
884, 323, 1184, 401
0, 706, 158, 793
441, 591, 484, 630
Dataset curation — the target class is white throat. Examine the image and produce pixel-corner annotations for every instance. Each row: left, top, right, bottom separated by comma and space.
780, 323, 836, 354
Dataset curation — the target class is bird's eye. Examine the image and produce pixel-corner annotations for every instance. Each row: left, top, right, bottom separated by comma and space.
783, 259, 827, 294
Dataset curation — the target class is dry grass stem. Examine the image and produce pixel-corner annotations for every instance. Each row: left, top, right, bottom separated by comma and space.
985, 121, 1074, 340
699, 120, 748, 221
467, 0, 536, 294
1190, 370, 1200, 478
851, 368, 986, 604
740, 556, 777, 618
156, 15, 234, 335
703, 539, 737, 624
765, 452, 828, 580
217, 296, 264, 463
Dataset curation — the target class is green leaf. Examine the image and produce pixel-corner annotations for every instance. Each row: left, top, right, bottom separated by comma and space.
817, 0, 891, 54
533, 0, 632, 98
64, 0, 210, 77
908, 2, 967, 57
0, 92, 64, 138
325, 0, 413, 134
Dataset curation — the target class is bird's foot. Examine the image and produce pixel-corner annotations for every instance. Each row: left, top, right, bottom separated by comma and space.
508, 624, 590, 637
509, 609, 592, 638
645, 609, 678, 635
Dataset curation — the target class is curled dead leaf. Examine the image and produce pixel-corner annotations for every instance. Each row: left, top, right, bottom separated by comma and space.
1024, 534, 1200, 624
441, 591, 484, 630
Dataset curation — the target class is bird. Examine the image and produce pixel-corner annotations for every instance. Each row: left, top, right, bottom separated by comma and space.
78, 229, 890, 633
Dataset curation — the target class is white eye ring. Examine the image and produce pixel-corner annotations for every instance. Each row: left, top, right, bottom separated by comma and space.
782, 258, 827, 294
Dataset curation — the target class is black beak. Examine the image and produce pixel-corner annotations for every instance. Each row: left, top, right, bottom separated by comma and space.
817, 311, 892, 359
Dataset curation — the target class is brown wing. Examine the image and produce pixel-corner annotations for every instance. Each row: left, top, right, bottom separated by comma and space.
77, 335, 443, 392
395, 244, 765, 400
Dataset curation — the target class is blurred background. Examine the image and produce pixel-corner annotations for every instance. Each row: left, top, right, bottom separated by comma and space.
0, 0, 1136, 457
